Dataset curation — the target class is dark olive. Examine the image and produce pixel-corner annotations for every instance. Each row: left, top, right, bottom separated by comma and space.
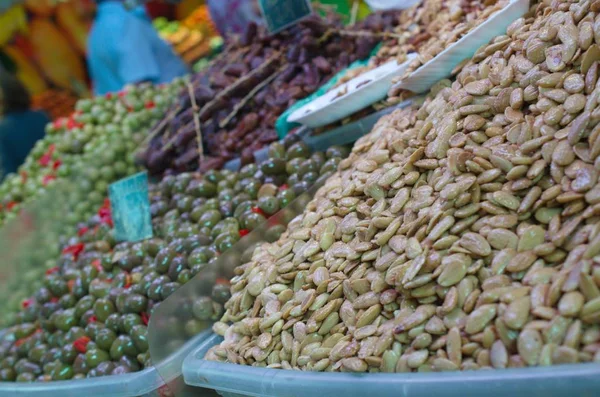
41, 348, 62, 366
188, 180, 217, 198
268, 142, 286, 159
59, 294, 77, 309
214, 233, 240, 253
119, 355, 141, 372
50, 362, 74, 380
160, 282, 181, 300
0, 368, 16, 381
109, 335, 137, 360
286, 141, 310, 160
48, 277, 69, 298
212, 284, 232, 304
277, 189, 296, 207
241, 211, 267, 231
257, 196, 280, 215
16, 372, 35, 382
231, 193, 251, 209
95, 328, 117, 351
116, 254, 142, 272
320, 158, 340, 174
95, 361, 116, 376
167, 256, 187, 280
198, 209, 222, 228
311, 152, 326, 169
54, 309, 77, 332
261, 158, 286, 175
28, 344, 48, 364
85, 348, 110, 368
93, 298, 116, 322
177, 269, 192, 284
60, 344, 77, 365
147, 276, 170, 301
286, 173, 300, 186
89, 279, 111, 299
299, 159, 319, 175
73, 354, 88, 374
326, 145, 350, 159
303, 171, 319, 184
142, 239, 162, 257
35, 287, 52, 304
155, 247, 177, 274
192, 297, 215, 320
64, 327, 86, 343
130, 325, 148, 352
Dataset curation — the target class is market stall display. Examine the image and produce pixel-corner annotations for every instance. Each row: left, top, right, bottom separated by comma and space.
201, 0, 600, 378
0, 81, 184, 227
287, 0, 522, 132
2, 0, 600, 395
142, 12, 391, 176
0, 135, 349, 381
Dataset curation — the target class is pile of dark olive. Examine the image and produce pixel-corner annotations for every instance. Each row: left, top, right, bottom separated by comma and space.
0, 139, 349, 382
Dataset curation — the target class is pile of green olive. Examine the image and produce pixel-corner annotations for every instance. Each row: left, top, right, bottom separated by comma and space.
0, 79, 185, 227
0, 139, 349, 382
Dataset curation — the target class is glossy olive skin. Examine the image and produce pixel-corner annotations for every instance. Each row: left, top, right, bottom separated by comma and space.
0, 135, 350, 383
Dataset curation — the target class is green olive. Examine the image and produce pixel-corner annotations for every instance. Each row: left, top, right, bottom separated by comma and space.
257, 196, 280, 216
93, 298, 116, 322
286, 141, 310, 160
260, 158, 286, 175
109, 335, 137, 360
95, 328, 117, 351
85, 348, 110, 369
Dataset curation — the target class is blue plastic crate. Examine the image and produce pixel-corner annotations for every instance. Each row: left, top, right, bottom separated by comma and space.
183, 333, 600, 397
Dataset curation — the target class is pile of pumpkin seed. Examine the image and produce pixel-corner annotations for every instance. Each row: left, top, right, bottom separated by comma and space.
206, 0, 600, 372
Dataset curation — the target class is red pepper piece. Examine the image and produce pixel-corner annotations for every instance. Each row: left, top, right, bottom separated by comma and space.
251, 207, 266, 216
88, 315, 97, 324
279, 184, 288, 190
42, 175, 56, 186
124, 274, 132, 289
52, 159, 62, 170
239, 229, 249, 237
73, 336, 91, 353
91, 259, 103, 272
77, 226, 89, 237
38, 154, 51, 167
6, 201, 17, 211
141, 312, 149, 326
62, 242, 85, 261
145, 101, 155, 109
21, 298, 33, 309
45, 267, 59, 275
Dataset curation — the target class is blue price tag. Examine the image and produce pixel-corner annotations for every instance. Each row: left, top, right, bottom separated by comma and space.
108, 172, 153, 242
259, 0, 312, 34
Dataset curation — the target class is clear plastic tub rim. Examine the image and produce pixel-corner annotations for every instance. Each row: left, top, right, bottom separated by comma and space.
0, 329, 211, 397
183, 333, 600, 397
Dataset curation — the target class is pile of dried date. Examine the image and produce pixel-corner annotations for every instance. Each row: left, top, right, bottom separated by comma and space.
206, 0, 600, 373
142, 12, 398, 176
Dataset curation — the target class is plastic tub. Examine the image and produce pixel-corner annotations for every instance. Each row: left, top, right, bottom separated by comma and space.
0, 330, 211, 397
183, 334, 600, 397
